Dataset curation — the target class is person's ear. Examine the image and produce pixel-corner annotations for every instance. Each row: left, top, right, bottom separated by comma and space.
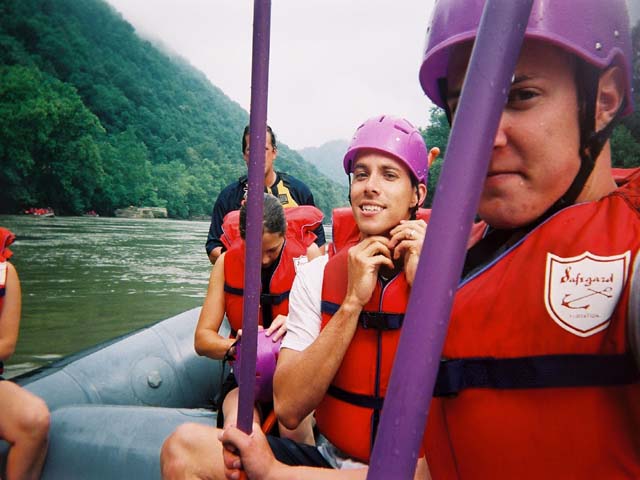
595, 65, 625, 132
414, 184, 427, 208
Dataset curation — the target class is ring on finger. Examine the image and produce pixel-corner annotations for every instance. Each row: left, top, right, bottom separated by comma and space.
407, 229, 415, 239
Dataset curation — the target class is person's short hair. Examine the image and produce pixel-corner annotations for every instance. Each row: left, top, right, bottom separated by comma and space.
239, 193, 286, 239
242, 125, 277, 154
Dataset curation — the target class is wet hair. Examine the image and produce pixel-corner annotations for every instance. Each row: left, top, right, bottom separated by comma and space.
239, 193, 286, 239
242, 125, 277, 154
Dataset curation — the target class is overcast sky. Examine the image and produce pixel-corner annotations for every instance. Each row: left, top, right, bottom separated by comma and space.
104, 1, 436, 150
103, 1, 639, 151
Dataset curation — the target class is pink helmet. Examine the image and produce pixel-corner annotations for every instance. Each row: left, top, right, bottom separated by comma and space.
343, 115, 429, 184
419, 0, 633, 117
232, 329, 282, 404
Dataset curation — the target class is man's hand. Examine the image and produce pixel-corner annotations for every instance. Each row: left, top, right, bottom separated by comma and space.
219, 423, 283, 480
388, 219, 427, 287
265, 314, 287, 343
345, 236, 394, 308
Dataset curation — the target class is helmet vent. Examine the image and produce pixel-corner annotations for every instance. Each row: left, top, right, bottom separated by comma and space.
393, 124, 410, 135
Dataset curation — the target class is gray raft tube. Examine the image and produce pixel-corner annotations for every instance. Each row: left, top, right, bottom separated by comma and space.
1, 307, 229, 478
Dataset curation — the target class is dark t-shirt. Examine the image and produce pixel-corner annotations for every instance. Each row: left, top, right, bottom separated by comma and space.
205, 172, 326, 255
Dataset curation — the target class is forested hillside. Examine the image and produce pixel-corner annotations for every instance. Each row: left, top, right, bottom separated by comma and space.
0, 0, 347, 218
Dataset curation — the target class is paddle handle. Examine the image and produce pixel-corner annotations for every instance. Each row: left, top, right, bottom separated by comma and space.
366, 0, 534, 478
236, 0, 272, 435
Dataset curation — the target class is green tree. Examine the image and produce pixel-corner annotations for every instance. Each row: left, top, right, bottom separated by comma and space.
0, 64, 105, 214
611, 124, 640, 168
421, 107, 450, 208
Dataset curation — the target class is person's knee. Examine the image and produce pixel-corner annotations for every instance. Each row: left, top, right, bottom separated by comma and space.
160, 423, 199, 479
18, 395, 50, 442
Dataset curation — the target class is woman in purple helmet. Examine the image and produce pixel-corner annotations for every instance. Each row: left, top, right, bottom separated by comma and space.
216, 0, 640, 478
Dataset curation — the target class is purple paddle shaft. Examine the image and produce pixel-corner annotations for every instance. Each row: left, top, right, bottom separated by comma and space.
236, 0, 272, 435
367, 0, 533, 477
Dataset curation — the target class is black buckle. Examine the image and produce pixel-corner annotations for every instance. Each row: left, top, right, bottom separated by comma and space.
433, 358, 463, 397
359, 312, 403, 330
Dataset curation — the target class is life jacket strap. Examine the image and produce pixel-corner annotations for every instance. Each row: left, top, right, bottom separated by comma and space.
224, 284, 243, 296
359, 312, 403, 330
327, 384, 384, 410
224, 284, 289, 306
260, 291, 290, 306
434, 354, 639, 397
321, 301, 403, 330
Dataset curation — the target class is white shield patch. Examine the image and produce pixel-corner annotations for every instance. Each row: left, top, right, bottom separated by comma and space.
544, 251, 630, 337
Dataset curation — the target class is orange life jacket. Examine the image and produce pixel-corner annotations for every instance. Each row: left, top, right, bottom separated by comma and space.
424, 168, 640, 479
220, 205, 322, 251
0, 261, 6, 323
315, 207, 485, 462
328, 207, 485, 256
0, 261, 7, 374
223, 206, 323, 333
315, 245, 411, 463
0, 228, 15, 376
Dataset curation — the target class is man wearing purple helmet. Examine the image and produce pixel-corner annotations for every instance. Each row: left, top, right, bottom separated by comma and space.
265, 115, 437, 476
161, 115, 438, 480
414, 0, 640, 478
217, 0, 640, 479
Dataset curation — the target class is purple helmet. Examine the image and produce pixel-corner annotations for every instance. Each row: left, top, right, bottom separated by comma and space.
232, 329, 282, 403
419, 0, 633, 116
343, 115, 429, 184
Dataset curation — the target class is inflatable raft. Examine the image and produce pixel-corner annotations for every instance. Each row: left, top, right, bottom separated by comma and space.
0, 307, 228, 479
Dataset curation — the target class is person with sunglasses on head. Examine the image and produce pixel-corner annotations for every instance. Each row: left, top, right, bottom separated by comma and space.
205, 125, 326, 265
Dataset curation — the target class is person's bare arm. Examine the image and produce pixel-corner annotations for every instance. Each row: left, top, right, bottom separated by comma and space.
274, 237, 394, 429
209, 246, 223, 264
0, 263, 21, 361
194, 253, 235, 359
305, 243, 322, 262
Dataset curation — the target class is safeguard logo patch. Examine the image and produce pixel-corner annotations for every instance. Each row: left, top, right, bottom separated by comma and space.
544, 251, 630, 337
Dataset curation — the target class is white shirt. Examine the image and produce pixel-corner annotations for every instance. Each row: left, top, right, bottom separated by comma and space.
281, 253, 328, 352
281, 253, 367, 469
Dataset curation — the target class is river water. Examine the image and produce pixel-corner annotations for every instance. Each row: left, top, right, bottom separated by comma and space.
0, 215, 212, 378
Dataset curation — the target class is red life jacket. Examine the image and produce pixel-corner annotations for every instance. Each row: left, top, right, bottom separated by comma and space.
329, 207, 434, 256
424, 168, 640, 479
0, 261, 6, 322
328, 207, 485, 256
220, 205, 322, 251
0, 228, 15, 376
315, 207, 485, 462
0, 261, 7, 374
223, 206, 323, 333
315, 245, 411, 463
